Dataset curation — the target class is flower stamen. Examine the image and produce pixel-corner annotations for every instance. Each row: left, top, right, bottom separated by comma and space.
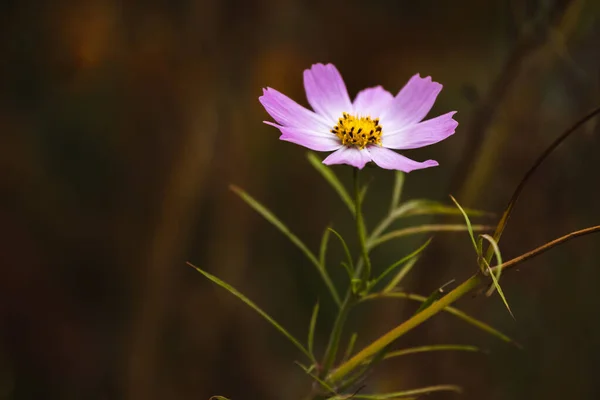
331, 112, 383, 149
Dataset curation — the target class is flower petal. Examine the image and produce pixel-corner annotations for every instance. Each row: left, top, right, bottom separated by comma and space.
259, 87, 330, 130
303, 63, 353, 124
352, 86, 394, 118
322, 146, 372, 169
268, 123, 342, 151
368, 146, 438, 172
382, 111, 458, 150
381, 74, 443, 130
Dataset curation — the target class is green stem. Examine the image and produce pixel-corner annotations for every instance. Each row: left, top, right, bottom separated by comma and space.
354, 169, 372, 281
327, 275, 482, 383
319, 168, 371, 379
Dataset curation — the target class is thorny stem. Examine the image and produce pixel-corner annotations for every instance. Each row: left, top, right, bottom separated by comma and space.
326, 224, 600, 384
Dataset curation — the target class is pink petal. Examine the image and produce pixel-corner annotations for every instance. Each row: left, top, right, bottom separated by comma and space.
259, 87, 330, 131
381, 74, 443, 131
269, 123, 342, 151
368, 146, 438, 172
382, 112, 458, 150
352, 86, 394, 118
303, 63, 353, 124
322, 146, 372, 169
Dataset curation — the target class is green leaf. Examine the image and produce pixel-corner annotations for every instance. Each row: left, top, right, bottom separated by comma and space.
308, 301, 320, 359
361, 292, 518, 346
307, 152, 355, 215
368, 224, 492, 251
383, 344, 481, 359
342, 332, 358, 363
394, 199, 492, 219
371, 239, 432, 291
389, 171, 405, 214
188, 262, 313, 360
449, 195, 479, 253
230, 185, 341, 306
327, 384, 462, 399
383, 256, 421, 294
480, 234, 515, 319
294, 362, 338, 395
413, 287, 444, 315
328, 228, 355, 275
319, 227, 331, 270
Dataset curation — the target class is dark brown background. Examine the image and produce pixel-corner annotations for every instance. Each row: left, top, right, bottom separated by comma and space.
1, 0, 599, 399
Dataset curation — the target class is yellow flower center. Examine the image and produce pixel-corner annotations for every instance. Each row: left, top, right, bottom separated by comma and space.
331, 112, 383, 149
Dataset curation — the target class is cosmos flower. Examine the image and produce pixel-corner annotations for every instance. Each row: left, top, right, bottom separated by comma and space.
259, 63, 457, 172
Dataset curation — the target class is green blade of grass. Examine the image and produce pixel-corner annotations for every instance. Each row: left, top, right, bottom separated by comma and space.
308, 301, 320, 359
307, 152, 355, 215
360, 292, 518, 346
368, 224, 492, 251
383, 344, 481, 360
371, 239, 432, 291
188, 262, 313, 360
230, 185, 341, 306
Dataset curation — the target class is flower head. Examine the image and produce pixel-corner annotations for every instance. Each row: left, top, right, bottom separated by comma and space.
259, 63, 457, 172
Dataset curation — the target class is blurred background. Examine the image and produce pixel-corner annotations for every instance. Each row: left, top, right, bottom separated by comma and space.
1, 0, 599, 399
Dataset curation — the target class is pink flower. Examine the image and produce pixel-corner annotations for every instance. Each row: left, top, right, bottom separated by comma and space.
259, 63, 457, 172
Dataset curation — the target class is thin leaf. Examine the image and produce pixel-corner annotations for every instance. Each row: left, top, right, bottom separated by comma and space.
371, 239, 432, 291
393, 199, 492, 219
308, 301, 320, 359
188, 262, 313, 360
368, 224, 492, 250
328, 228, 355, 274
361, 292, 518, 346
230, 185, 341, 306
340, 262, 354, 281
320, 227, 331, 270
307, 152, 355, 215
413, 287, 444, 315
295, 361, 338, 394
480, 234, 515, 319
389, 171, 405, 214
328, 384, 462, 399
383, 344, 481, 359
449, 195, 479, 253
342, 332, 358, 363
383, 256, 420, 294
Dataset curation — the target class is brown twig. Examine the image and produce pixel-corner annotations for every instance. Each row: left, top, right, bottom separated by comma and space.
493, 225, 600, 274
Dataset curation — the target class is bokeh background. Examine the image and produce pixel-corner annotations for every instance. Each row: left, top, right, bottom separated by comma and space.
1, 0, 600, 399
